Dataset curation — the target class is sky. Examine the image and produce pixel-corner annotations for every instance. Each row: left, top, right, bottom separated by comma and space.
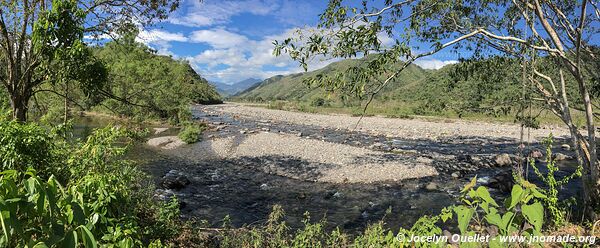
135, 0, 459, 84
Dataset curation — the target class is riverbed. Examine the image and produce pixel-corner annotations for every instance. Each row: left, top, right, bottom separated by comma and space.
76, 104, 584, 232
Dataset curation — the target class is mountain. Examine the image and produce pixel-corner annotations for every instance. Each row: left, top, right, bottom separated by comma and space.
212, 78, 262, 96
233, 55, 530, 117
234, 57, 428, 102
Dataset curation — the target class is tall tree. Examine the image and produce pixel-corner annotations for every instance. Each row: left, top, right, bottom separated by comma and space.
275, 0, 600, 220
0, 0, 179, 121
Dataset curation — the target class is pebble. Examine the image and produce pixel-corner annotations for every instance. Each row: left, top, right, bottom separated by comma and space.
553, 153, 572, 161
260, 183, 269, 190
333, 191, 342, 198
561, 144, 571, 150
425, 182, 439, 191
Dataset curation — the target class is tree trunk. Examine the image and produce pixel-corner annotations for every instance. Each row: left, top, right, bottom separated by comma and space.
10, 95, 29, 122
64, 82, 70, 123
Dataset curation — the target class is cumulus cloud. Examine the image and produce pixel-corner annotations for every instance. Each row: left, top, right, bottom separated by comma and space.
169, 0, 279, 27
414, 59, 458, 69
189, 29, 249, 48
137, 29, 189, 43
186, 26, 341, 83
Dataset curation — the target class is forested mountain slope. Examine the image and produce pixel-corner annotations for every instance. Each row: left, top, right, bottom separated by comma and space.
234, 56, 552, 118
235, 58, 427, 103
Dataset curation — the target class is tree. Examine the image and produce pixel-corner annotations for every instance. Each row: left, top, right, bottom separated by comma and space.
0, 0, 179, 121
275, 0, 600, 220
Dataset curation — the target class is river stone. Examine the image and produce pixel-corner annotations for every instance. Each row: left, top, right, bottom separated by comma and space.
451, 172, 461, 179
153, 127, 169, 134
457, 154, 473, 163
260, 183, 269, 190
425, 182, 439, 191
486, 171, 514, 193
561, 144, 571, 151
147, 136, 185, 149
530, 149, 544, 159
553, 153, 572, 161
494, 153, 512, 167
161, 171, 190, 190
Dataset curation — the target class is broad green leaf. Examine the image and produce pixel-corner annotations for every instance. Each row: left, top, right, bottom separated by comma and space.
484, 207, 502, 227
453, 206, 474, 234
500, 212, 515, 234
63, 230, 78, 248
475, 186, 498, 207
0, 209, 9, 243
32, 242, 49, 248
522, 202, 544, 232
78, 225, 97, 248
488, 237, 504, 248
119, 237, 134, 248
508, 185, 523, 210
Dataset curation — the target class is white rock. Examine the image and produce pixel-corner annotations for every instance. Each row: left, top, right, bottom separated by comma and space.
147, 136, 185, 149
153, 127, 169, 134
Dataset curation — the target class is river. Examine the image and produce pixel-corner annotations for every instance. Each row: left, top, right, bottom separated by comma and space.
74, 104, 584, 233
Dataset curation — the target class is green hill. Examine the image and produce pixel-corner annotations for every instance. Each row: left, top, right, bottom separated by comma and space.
234, 56, 527, 119
235, 57, 427, 103
88, 40, 222, 122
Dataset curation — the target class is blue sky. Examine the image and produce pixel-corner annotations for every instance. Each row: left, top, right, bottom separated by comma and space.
136, 0, 458, 84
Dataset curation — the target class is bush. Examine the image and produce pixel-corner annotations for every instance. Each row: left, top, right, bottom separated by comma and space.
310, 96, 329, 107
178, 122, 206, 144
0, 120, 182, 247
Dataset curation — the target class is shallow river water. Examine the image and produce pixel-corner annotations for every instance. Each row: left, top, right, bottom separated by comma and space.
74, 106, 584, 233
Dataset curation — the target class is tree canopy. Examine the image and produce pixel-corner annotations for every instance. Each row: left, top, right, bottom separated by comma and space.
275, 0, 600, 220
0, 0, 179, 121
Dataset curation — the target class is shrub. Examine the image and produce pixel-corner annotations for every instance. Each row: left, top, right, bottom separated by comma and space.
310, 97, 329, 107
178, 122, 206, 144
0, 121, 182, 247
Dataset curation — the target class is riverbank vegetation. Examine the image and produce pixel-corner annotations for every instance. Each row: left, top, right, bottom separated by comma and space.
0, 115, 185, 247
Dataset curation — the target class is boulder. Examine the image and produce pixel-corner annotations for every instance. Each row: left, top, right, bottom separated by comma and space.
425, 182, 439, 191
494, 153, 513, 167
147, 136, 186, 149
529, 149, 544, 159
553, 153, 573, 161
161, 170, 190, 190
153, 127, 169, 134
486, 170, 514, 193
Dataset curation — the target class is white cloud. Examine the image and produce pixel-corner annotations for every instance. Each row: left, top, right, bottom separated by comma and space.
137, 29, 189, 43
169, 0, 279, 27
414, 59, 458, 69
187, 27, 337, 83
189, 29, 249, 48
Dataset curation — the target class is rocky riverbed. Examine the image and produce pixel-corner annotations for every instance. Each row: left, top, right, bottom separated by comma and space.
141, 103, 583, 232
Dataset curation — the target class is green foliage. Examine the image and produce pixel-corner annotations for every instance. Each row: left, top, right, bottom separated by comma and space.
529, 135, 582, 227
0, 120, 55, 172
310, 96, 330, 107
178, 122, 206, 144
87, 38, 221, 123
0, 120, 182, 247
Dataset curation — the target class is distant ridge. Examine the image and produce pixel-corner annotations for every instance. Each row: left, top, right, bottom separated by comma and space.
211, 78, 262, 96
